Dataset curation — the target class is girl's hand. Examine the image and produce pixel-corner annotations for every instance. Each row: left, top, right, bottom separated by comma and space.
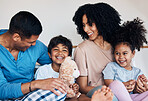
140, 74, 148, 82
135, 74, 148, 93
123, 80, 136, 93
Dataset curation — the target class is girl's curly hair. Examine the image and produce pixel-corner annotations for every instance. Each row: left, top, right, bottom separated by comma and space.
112, 17, 147, 52
72, 2, 121, 43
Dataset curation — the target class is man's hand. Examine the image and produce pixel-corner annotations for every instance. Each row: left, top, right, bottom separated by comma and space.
123, 80, 136, 93
33, 78, 68, 96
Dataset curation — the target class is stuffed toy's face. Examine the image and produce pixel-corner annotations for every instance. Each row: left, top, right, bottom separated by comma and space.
59, 56, 80, 84
59, 56, 81, 98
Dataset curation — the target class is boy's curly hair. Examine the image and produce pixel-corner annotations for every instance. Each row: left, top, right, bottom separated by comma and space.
72, 2, 121, 43
112, 17, 147, 52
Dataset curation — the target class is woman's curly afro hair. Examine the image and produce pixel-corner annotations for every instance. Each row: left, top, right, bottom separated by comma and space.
72, 2, 121, 43
112, 17, 147, 52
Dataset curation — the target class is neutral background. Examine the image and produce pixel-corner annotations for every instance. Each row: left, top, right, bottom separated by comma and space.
0, 0, 148, 77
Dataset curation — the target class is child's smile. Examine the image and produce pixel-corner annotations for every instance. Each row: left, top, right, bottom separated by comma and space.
56, 56, 63, 60
55, 56, 65, 62
50, 43, 69, 65
114, 43, 135, 70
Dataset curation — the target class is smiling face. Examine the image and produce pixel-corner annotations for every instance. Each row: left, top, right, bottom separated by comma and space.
114, 43, 135, 70
82, 14, 98, 41
49, 43, 69, 65
14, 34, 39, 51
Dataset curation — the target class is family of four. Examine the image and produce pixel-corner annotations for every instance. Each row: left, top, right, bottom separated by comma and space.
0, 2, 148, 101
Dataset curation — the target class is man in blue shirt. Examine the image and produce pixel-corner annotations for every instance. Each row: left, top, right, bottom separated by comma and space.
0, 11, 67, 100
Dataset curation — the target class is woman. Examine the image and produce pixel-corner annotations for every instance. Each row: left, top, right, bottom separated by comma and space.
72, 2, 121, 98
73, 2, 148, 100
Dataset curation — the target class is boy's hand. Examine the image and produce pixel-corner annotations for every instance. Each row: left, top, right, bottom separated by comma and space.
71, 83, 79, 93
123, 80, 136, 93
69, 83, 81, 98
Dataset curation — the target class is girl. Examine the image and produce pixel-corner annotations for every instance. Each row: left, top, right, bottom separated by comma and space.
103, 18, 148, 101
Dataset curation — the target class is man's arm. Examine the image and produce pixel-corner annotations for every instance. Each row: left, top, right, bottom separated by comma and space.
0, 70, 67, 100
0, 68, 23, 99
35, 40, 52, 65
21, 78, 67, 96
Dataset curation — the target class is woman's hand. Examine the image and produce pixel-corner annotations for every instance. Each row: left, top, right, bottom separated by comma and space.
123, 80, 136, 93
135, 74, 148, 93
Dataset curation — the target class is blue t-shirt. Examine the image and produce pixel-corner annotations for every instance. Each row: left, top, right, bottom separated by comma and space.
0, 29, 52, 99
102, 62, 143, 82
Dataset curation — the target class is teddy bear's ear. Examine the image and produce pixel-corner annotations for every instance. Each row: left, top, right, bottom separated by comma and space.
73, 68, 80, 78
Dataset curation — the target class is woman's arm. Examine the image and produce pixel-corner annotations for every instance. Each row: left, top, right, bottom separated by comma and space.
104, 79, 114, 86
76, 76, 94, 94
74, 47, 93, 94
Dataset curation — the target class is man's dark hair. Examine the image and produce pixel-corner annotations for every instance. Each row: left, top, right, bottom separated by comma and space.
9, 11, 42, 39
73, 2, 121, 43
48, 35, 73, 56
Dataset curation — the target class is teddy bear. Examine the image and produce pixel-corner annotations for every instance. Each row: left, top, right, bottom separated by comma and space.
59, 56, 81, 98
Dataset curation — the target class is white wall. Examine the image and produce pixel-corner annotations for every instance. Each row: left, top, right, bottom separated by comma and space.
0, 0, 148, 77
133, 48, 148, 78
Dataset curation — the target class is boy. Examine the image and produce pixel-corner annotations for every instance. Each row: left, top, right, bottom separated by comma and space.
23, 35, 79, 100
35, 35, 73, 80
